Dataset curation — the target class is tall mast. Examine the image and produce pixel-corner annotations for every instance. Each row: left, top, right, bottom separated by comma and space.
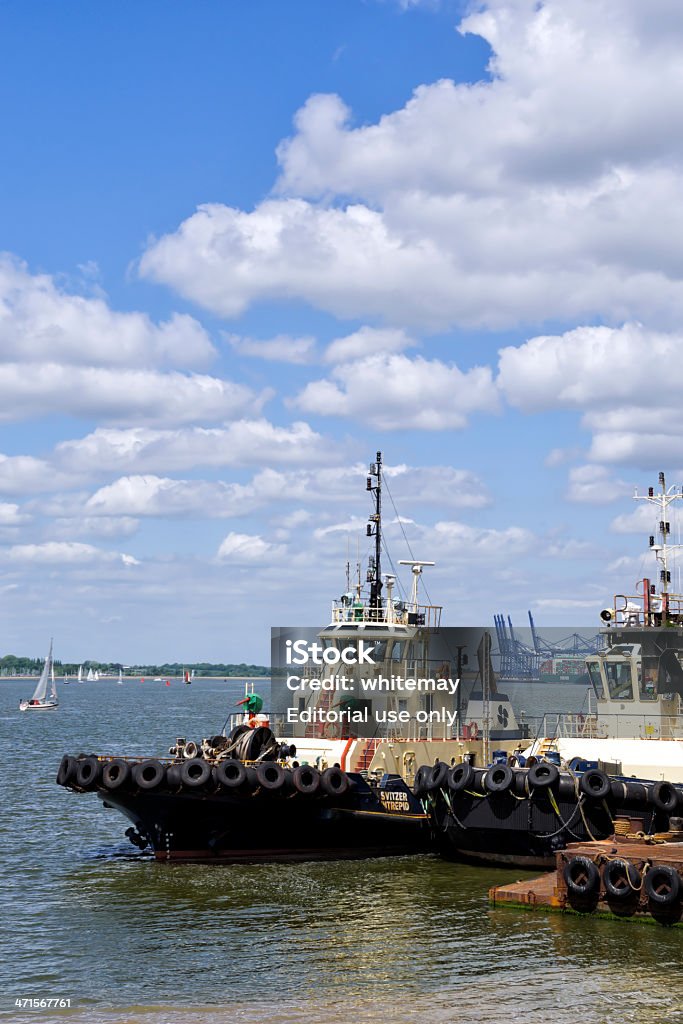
635, 470, 683, 609
366, 451, 383, 614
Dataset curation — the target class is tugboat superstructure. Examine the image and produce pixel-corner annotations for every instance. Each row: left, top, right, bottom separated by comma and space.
524, 471, 683, 781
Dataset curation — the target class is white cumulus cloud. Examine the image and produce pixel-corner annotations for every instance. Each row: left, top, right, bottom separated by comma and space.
217, 531, 284, 562
0, 364, 264, 426
227, 333, 316, 363
55, 419, 331, 474
293, 352, 499, 429
140, 0, 683, 331
0, 253, 215, 367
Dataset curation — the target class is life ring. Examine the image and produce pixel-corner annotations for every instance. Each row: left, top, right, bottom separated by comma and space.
323, 721, 342, 739
563, 855, 600, 898
468, 721, 479, 740
645, 865, 681, 907
603, 858, 641, 900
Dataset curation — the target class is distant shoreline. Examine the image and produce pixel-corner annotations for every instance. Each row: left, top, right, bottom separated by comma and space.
2, 674, 271, 681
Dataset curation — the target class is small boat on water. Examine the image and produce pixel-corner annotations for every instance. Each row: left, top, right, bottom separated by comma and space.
20, 640, 58, 711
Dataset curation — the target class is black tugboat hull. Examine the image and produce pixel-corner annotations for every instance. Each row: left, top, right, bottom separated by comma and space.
425, 765, 683, 869
102, 790, 430, 862
59, 759, 431, 863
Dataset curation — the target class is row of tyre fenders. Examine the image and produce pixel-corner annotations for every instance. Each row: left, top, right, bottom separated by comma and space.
57, 753, 353, 798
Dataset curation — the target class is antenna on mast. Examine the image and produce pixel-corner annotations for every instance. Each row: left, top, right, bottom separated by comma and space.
366, 451, 383, 616
635, 470, 683, 619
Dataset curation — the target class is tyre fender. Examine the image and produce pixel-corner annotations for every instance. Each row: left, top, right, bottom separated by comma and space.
56, 754, 78, 788
651, 780, 679, 814
76, 756, 102, 790
645, 865, 681, 906
132, 759, 165, 791
447, 762, 474, 793
426, 761, 449, 792
527, 761, 560, 790
578, 768, 610, 800
563, 855, 600, 897
484, 763, 514, 794
292, 765, 321, 796
412, 764, 432, 797
215, 758, 248, 791
321, 766, 350, 797
603, 858, 641, 900
102, 758, 131, 792
180, 758, 212, 789
255, 762, 289, 794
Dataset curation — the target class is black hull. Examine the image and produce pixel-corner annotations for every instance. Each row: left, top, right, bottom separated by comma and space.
61, 762, 431, 862
426, 766, 682, 869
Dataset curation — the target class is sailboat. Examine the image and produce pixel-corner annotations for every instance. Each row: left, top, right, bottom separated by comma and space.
19, 640, 58, 711
77, 665, 83, 683
117, 668, 123, 685
86, 667, 95, 682
184, 668, 191, 685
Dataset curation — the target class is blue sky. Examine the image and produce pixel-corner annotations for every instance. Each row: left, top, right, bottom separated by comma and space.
1, 0, 681, 663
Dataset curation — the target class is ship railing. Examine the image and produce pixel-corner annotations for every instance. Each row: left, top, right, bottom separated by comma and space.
536, 711, 683, 741
607, 592, 683, 626
330, 601, 442, 629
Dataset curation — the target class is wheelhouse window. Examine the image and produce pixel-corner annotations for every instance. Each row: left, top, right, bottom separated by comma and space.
604, 660, 634, 701
586, 659, 605, 699
388, 640, 405, 661
639, 658, 657, 701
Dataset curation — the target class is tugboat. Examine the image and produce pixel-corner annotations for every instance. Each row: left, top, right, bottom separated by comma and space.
421, 471, 683, 868
524, 471, 683, 783
55, 451, 455, 862
56, 725, 429, 862
420, 754, 683, 869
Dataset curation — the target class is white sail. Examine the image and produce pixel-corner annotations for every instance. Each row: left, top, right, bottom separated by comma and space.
31, 640, 54, 702
86, 667, 94, 681
77, 665, 82, 682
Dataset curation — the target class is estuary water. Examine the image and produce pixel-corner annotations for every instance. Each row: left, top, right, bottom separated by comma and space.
2, 677, 682, 1024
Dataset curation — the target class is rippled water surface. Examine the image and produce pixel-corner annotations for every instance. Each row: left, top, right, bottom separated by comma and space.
2, 677, 683, 1024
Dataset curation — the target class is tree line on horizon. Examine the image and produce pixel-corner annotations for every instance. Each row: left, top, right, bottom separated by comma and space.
0, 654, 270, 677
